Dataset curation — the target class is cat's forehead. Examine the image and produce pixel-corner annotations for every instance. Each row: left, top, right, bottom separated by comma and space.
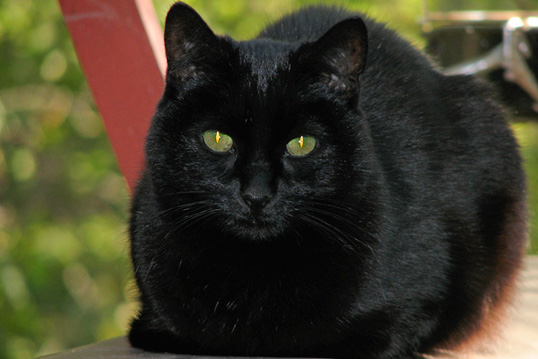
213, 39, 326, 138
236, 39, 294, 93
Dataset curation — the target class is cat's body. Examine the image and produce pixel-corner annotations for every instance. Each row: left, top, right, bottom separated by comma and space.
128, 3, 527, 359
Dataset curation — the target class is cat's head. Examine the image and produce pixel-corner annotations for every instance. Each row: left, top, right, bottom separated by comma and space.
144, 2, 376, 245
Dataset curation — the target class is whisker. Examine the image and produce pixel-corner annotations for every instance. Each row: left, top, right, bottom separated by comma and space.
303, 206, 369, 237
295, 213, 360, 254
142, 201, 215, 223
160, 190, 212, 197
144, 258, 155, 281
160, 207, 220, 241
289, 198, 377, 255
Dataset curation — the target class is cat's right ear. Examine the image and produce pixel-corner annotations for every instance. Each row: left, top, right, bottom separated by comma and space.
293, 17, 368, 101
163, 2, 220, 81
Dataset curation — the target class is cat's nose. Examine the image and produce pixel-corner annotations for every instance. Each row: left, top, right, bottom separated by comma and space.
242, 191, 271, 211
241, 171, 273, 211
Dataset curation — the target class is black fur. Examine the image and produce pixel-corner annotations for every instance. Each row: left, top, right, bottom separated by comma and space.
128, 3, 527, 359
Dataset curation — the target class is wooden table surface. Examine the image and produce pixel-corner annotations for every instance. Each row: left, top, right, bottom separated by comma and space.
467, 255, 538, 359
40, 256, 538, 359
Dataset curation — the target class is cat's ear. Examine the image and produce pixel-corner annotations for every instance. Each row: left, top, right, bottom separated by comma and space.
296, 17, 368, 98
163, 2, 220, 80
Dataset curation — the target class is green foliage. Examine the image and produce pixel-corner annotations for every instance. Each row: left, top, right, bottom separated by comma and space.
513, 122, 538, 253
0, 1, 132, 358
0, 0, 536, 358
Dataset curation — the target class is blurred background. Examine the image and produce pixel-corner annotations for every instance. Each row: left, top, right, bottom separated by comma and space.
0, 0, 536, 358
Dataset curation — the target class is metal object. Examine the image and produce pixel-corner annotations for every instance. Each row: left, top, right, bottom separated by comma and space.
422, 1, 538, 114
502, 17, 538, 112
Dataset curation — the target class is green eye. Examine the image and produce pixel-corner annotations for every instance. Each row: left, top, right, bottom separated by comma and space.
286, 136, 317, 157
203, 130, 233, 153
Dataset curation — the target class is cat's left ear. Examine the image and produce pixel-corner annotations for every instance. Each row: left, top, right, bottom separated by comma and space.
295, 17, 368, 98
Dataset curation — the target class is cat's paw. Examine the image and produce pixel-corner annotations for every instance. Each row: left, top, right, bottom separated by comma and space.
128, 317, 191, 353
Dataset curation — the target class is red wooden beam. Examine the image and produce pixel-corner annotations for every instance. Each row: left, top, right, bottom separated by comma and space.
58, 0, 166, 193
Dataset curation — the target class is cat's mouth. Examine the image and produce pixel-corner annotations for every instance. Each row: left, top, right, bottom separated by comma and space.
226, 214, 287, 241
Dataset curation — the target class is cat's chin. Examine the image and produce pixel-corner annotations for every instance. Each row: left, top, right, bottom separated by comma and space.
233, 229, 281, 242
225, 217, 288, 242
232, 227, 285, 242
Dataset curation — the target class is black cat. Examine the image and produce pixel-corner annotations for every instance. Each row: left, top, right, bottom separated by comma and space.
128, 2, 527, 358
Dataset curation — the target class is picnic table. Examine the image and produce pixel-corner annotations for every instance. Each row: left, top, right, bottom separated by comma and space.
38, 256, 538, 358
